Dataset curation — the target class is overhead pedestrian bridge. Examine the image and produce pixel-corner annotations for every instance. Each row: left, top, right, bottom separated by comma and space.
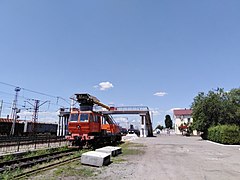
58, 105, 153, 138
100, 106, 153, 137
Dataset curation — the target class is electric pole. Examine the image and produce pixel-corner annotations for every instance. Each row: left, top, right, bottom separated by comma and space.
26, 99, 49, 134
10, 87, 21, 136
32, 100, 40, 134
0, 100, 3, 118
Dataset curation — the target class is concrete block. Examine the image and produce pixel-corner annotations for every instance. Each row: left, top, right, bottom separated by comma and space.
105, 146, 122, 155
81, 151, 110, 167
96, 146, 122, 157
96, 147, 116, 157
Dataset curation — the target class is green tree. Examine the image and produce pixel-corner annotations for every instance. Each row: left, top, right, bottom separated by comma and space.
155, 124, 164, 131
192, 90, 221, 132
227, 88, 240, 124
164, 115, 173, 129
191, 88, 240, 138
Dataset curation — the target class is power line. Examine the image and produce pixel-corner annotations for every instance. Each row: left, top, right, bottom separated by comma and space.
0, 90, 63, 107
0, 81, 70, 106
56, 96, 71, 105
0, 90, 30, 101
22, 87, 57, 99
1, 99, 66, 112
0, 81, 58, 99
0, 81, 18, 88
0, 90, 15, 96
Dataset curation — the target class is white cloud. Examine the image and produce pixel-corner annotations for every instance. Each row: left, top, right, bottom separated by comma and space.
154, 92, 168, 97
149, 108, 164, 115
151, 110, 161, 115
95, 81, 114, 91
114, 117, 129, 123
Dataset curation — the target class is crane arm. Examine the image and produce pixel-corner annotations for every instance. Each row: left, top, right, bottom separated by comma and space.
75, 93, 110, 111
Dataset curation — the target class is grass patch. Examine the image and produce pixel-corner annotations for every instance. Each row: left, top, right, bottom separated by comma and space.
26, 149, 88, 178
120, 142, 146, 156
120, 142, 146, 148
0, 154, 15, 162
123, 148, 145, 155
0, 146, 69, 163
111, 157, 126, 163
129, 143, 147, 148
0, 168, 23, 180
0, 148, 83, 179
24, 146, 69, 158
53, 161, 96, 178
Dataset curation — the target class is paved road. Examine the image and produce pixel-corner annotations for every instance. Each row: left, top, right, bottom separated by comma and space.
130, 135, 240, 180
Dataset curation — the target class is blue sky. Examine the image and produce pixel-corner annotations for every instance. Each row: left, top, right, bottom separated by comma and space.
0, 1, 239, 128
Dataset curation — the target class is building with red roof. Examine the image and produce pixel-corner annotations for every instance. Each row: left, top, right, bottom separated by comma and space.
173, 109, 192, 117
173, 109, 197, 135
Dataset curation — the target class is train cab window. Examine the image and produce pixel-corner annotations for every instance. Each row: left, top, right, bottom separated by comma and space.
102, 116, 107, 124
92, 115, 96, 122
93, 115, 100, 123
97, 116, 101, 123
69, 114, 79, 122
80, 113, 89, 122
89, 114, 94, 122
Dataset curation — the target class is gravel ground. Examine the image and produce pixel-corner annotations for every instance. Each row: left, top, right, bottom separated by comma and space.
30, 134, 240, 180
95, 135, 240, 180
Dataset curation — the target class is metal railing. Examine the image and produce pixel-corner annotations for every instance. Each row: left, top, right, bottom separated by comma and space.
111, 106, 149, 111
0, 136, 67, 155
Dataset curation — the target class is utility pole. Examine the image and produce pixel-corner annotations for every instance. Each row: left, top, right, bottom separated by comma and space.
0, 100, 3, 118
32, 100, 40, 134
151, 111, 154, 127
10, 87, 21, 136
26, 99, 49, 134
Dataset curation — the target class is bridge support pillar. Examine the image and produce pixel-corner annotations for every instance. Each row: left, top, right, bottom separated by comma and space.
58, 109, 70, 136
140, 115, 148, 137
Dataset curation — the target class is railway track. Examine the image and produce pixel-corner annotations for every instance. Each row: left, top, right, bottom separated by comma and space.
14, 156, 81, 179
0, 148, 81, 178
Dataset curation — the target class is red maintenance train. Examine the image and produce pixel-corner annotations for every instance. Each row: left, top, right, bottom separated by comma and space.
66, 93, 121, 147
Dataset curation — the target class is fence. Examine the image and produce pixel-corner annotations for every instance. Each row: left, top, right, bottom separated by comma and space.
0, 136, 67, 155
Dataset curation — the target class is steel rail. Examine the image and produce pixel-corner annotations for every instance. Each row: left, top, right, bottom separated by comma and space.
0, 149, 78, 172
14, 156, 81, 179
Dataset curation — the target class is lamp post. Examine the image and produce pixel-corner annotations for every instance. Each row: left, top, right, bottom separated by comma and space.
10, 87, 21, 136
151, 111, 154, 126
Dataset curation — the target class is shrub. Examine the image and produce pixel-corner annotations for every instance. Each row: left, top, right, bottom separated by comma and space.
200, 130, 208, 140
208, 125, 240, 145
